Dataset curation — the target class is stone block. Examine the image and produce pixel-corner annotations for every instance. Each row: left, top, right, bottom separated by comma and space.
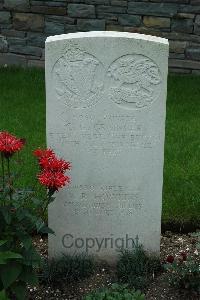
4, 0, 30, 11
143, 16, 170, 28
31, 6, 66, 15
169, 40, 187, 53
97, 5, 127, 14
13, 13, 44, 32
77, 19, 105, 31
68, 4, 95, 18
45, 21, 65, 34
10, 44, 42, 57
1, 29, 26, 38
64, 24, 77, 33
0, 11, 11, 24
128, 2, 178, 17
169, 58, 200, 69
27, 32, 47, 48
0, 53, 26, 66
171, 18, 194, 33
185, 47, 200, 60
118, 14, 141, 26
28, 59, 44, 68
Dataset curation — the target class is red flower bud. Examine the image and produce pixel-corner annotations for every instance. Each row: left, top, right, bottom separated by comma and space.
166, 255, 174, 263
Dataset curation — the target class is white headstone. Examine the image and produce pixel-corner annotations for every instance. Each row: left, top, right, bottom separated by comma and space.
46, 31, 169, 263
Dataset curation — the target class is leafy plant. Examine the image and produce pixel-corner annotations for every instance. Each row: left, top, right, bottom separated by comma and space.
39, 253, 95, 284
117, 245, 161, 290
0, 131, 71, 299
164, 251, 200, 295
84, 283, 145, 300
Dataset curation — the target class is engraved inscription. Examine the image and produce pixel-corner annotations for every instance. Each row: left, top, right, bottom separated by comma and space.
52, 45, 105, 109
64, 185, 143, 216
49, 114, 160, 155
107, 54, 162, 109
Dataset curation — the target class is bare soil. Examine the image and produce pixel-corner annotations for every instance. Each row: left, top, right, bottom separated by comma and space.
28, 232, 200, 300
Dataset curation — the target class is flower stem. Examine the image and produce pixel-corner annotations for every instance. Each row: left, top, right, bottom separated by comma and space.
1, 153, 5, 189
42, 189, 54, 219
7, 157, 12, 201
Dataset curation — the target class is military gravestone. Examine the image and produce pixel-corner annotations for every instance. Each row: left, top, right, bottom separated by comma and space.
46, 31, 169, 262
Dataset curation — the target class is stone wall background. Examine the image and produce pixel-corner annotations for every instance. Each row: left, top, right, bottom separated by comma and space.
0, 0, 200, 73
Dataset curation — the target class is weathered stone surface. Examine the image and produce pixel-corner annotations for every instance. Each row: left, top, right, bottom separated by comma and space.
7, 37, 26, 47
28, 59, 44, 68
46, 31, 169, 262
45, 21, 65, 34
4, 0, 30, 11
106, 24, 124, 31
1, 29, 25, 38
191, 0, 200, 4
118, 14, 141, 26
97, 5, 127, 14
169, 67, 191, 74
31, 6, 66, 15
171, 18, 193, 33
68, 4, 95, 18
110, 0, 127, 7
185, 47, 200, 60
0, 11, 11, 24
27, 32, 47, 47
169, 40, 187, 53
128, 3, 178, 17
176, 13, 195, 19
10, 44, 42, 56
0, 35, 8, 52
13, 13, 44, 32
64, 24, 77, 33
179, 5, 200, 13
77, 19, 105, 31
169, 58, 200, 69
143, 16, 170, 28
169, 52, 185, 59
0, 53, 26, 66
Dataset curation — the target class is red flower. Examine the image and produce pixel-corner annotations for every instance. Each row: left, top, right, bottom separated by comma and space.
38, 170, 70, 191
33, 148, 55, 159
0, 131, 25, 157
166, 255, 174, 263
39, 156, 71, 172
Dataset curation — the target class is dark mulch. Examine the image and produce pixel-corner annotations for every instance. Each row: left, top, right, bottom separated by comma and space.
28, 232, 200, 300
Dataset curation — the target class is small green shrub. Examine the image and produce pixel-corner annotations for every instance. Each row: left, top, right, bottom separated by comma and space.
84, 283, 145, 300
117, 245, 161, 290
39, 253, 95, 284
164, 250, 200, 295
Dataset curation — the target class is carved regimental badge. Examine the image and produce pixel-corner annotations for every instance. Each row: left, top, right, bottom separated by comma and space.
52, 45, 105, 109
107, 54, 162, 109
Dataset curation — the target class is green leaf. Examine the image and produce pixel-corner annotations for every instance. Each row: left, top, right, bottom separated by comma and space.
39, 225, 54, 234
11, 282, 26, 300
17, 233, 32, 250
0, 262, 22, 288
19, 267, 38, 285
22, 247, 41, 267
0, 289, 10, 300
0, 241, 7, 247
0, 251, 23, 264
1, 208, 11, 225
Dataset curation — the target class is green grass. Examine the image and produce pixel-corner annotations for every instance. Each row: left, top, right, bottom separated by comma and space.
0, 67, 199, 226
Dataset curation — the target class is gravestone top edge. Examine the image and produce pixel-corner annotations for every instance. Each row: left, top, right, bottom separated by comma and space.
45, 31, 169, 46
